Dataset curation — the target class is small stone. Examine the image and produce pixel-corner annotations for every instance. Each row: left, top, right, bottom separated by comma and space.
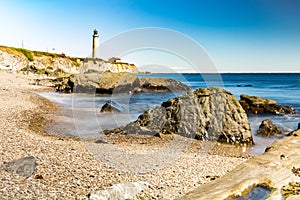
89, 182, 149, 200
34, 174, 43, 179
1, 156, 37, 178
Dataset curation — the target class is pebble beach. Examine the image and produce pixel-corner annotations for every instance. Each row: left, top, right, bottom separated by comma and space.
0, 71, 249, 199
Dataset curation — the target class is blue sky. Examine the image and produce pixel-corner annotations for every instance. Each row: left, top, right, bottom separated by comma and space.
0, 0, 300, 72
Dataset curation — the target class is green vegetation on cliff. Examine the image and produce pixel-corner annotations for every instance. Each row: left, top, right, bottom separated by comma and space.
0, 45, 83, 66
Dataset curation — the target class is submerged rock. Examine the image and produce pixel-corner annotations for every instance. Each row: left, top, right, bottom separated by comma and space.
239, 94, 295, 114
0, 156, 37, 177
89, 181, 149, 200
257, 119, 282, 137
105, 88, 253, 144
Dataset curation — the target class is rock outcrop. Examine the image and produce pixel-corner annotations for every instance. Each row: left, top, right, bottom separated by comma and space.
178, 129, 300, 200
239, 94, 296, 114
75, 71, 140, 93
74, 72, 190, 94
55, 75, 76, 93
104, 88, 253, 144
257, 119, 282, 137
0, 156, 37, 178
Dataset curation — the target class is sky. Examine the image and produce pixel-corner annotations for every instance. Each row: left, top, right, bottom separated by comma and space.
0, 0, 300, 72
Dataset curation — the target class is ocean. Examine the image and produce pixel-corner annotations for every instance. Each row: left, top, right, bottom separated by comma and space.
39, 73, 300, 155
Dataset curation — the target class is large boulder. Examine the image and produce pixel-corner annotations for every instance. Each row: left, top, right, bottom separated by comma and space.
257, 119, 282, 137
75, 72, 140, 93
239, 94, 295, 114
105, 88, 253, 144
135, 77, 191, 93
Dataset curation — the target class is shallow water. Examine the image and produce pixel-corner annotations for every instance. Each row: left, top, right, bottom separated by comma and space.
39, 73, 300, 155
233, 186, 271, 200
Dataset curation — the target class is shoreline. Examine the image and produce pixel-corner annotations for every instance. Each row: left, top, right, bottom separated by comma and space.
0, 71, 249, 199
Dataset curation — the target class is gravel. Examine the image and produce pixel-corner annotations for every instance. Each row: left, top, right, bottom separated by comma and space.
0, 71, 249, 199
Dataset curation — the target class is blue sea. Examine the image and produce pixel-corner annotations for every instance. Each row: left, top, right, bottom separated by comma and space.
39, 73, 300, 155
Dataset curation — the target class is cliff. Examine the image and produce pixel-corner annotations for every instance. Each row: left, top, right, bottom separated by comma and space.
0, 46, 81, 76
79, 59, 139, 74
0, 46, 139, 77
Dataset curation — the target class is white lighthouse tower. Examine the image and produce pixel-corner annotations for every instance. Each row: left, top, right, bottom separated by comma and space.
92, 29, 99, 59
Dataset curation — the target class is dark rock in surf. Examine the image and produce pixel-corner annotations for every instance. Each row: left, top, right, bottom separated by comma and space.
257, 119, 282, 137
237, 84, 252, 87
100, 100, 124, 113
239, 94, 295, 114
104, 87, 253, 144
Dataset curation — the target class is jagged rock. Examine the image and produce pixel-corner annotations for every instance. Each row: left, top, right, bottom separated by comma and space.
100, 100, 124, 113
135, 77, 191, 93
88, 182, 149, 200
257, 119, 282, 137
298, 123, 300, 130
0, 156, 36, 177
55, 74, 75, 93
105, 88, 253, 144
239, 94, 295, 114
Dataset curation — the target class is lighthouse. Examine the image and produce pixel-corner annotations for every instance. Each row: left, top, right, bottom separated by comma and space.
92, 29, 99, 59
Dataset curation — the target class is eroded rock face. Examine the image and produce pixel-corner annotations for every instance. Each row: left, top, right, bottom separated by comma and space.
240, 94, 295, 114
105, 88, 253, 144
55, 74, 75, 93
257, 119, 282, 137
80, 59, 139, 74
